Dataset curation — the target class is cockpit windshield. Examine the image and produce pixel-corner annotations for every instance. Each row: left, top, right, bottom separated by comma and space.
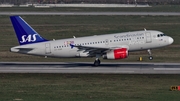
157, 34, 166, 37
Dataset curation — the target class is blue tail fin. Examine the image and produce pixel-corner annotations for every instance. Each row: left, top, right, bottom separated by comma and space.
10, 16, 48, 45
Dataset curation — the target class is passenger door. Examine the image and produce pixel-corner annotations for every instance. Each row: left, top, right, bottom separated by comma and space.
45, 43, 51, 54
145, 32, 152, 43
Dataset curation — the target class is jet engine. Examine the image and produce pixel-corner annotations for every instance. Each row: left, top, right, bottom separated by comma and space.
103, 48, 128, 59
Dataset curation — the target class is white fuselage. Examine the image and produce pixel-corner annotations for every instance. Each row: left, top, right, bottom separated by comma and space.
10, 30, 173, 58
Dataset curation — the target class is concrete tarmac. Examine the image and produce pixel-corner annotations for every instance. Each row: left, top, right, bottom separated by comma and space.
0, 62, 180, 74
1, 12, 180, 16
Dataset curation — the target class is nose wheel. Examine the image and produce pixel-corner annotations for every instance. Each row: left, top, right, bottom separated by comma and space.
149, 56, 153, 60
147, 49, 153, 60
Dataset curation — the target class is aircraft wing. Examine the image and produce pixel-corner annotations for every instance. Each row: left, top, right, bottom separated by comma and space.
75, 45, 109, 55
71, 44, 129, 56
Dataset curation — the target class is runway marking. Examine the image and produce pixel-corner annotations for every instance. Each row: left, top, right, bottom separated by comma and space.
154, 68, 180, 70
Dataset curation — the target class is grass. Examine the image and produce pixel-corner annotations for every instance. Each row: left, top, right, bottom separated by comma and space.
0, 74, 180, 101
0, 5, 180, 12
0, 15, 180, 62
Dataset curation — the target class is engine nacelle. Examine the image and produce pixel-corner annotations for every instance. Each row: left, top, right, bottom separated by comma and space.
103, 48, 128, 59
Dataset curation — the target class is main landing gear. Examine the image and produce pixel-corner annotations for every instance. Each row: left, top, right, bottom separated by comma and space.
147, 49, 153, 60
94, 54, 101, 66
94, 58, 101, 66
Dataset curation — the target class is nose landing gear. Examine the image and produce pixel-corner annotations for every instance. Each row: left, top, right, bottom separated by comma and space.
147, 49, 153, 60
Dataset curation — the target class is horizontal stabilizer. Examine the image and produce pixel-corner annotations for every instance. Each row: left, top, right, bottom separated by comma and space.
10, 47, 34, 53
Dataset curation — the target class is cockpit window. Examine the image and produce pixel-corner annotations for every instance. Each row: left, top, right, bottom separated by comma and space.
157, 34, 166, 37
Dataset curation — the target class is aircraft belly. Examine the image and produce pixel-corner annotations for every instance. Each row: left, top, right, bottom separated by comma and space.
28, 49, 45, 56
53, 48, 78, 57
129, 44, 151, 51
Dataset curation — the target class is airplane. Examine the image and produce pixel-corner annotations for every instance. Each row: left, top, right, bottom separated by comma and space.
10, 16, 174, 66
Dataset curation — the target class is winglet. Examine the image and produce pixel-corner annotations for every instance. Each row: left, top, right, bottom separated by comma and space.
10, 16, 48, 45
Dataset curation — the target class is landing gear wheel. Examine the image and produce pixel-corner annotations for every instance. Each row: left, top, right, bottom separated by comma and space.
98, 59, 101, 64
94, 59, 100, 66
149, 56, 153, 60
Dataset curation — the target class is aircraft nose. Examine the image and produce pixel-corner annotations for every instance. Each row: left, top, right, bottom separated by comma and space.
168, 37, 174, 44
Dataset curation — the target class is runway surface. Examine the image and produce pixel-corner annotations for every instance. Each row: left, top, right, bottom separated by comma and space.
1, 12, 180, 16
0, 62, 180, 74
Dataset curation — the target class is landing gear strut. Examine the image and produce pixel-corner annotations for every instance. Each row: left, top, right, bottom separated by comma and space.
94, 54, 101, 66
147, 49, 153, 60
94, 58, 101, 66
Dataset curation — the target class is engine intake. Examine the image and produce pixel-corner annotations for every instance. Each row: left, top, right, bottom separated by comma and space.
103, 48, 128, 59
